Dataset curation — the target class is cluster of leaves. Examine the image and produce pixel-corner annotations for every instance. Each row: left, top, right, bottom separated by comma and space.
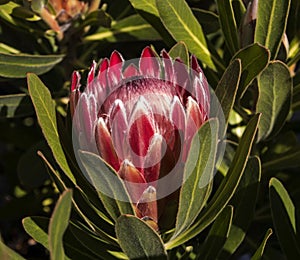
0, 0, 299, 259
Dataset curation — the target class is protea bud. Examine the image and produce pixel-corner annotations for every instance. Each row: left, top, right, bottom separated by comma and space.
70, 47, 210, 229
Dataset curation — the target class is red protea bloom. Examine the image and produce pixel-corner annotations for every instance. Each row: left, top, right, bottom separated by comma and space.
70, 47, 210, 229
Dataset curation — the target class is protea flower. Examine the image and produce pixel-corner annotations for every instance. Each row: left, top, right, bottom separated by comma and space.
70, 47, 210, 230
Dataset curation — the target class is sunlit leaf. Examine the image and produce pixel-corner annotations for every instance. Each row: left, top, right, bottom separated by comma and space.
169, 41, 189, 66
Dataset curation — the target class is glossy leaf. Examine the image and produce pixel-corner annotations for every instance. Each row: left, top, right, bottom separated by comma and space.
214, 59, 241, 137
0, 53, 63, 78
216, 0, 239, 55
169, 41, 189, 66
84, 15, 161, 42
166, 114, 261, 249
27, 73, 76, 183
0, 239, 25, 260
116, 215, 167, 259
254, 0, 291, 59
0, 94, 33, 118
251, 229, 273, 260
269, 178, 300, 259
49, 190, 73, 260
173, 119, 218, 237
199, 206, 233, 260
257, 61, 292, 142
156, 0, 219, 70
78, 151, 135, 221
222, 156, 261, 257
233, 43, 270, 97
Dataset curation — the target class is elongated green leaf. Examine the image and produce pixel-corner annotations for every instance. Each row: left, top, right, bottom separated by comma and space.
269, 178, 300, 259
78, 151, 135, 221
216, 0, 239, 55
49, 190, 73, 260
214, 59, 241, 137
221, 156, 261, 257
156, 0, 221, 70
174, 119, 218, 237
251, 229, 273, 260
233, 43, 270, 97
257, 61, 292, 142
0, 53, 63, 78
169, 41, 189, 66
166, 114, 261, 249
0, 94, 33, 118
192, 8, 219, 35
254, 0, 291, 59
199, 206, 233, 260
27, 73, 75, 183
0, 239, 25, 260
116, 215, 167, 259
84, 15, 161, 42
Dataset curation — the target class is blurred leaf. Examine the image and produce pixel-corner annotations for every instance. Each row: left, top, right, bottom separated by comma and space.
173, 119, 218, 237
80, 9, 112, 29
27, 73, 76, 183
78, 151, 135, 221
0, 94, 33, 118
166, 114, 261, 249
233, 43, 270, 98
257, 61, 292, 142
156, 0, 222, 71
49, 189, 73, 260
198, 206, 233, 260
216, 0, 239, 55
84, 15, 161, 42
0, 238, 25, 260
0, 43, 20, 54
0, 53, 63, 78
214, 59, 241, 137
221, 156, 261, 257
269, 178, 300, 259
254, 0, 291, 59
192, 8, 220, 35
251, 229, 273, 260
128, 0, 174, 46
169, 41, 189, 65
293, 83, 300, 110
116, 215, 167, 259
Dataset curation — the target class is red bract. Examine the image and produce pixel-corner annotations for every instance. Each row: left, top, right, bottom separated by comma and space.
70, 47, 210, 228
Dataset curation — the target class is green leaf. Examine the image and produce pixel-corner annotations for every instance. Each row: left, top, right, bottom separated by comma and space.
80, 9, 111, 28
199, 206, 233, 260
254, 0, 291, 59
0, 94, 33, 119
116, 215, 167, 259
269, 178, 300, 259
0, 239, 26, 260
233, 43, 270, 98
27, 73, 76, 183
216, 0, 239, 55
168, 41, 189, 66
292, 83, 300, 110
192, 8, 220, 35
0, 53, 63, 78
251, 229, 273, 260
173, 119, 218, 237
257, 61, 292, 142
84, 15, 161, 42
166, 114, 261, 249
214, 59, 241, 137
221, 156, 261, 257
156, 0, 221, 71
49, 189, 73, 260
78, 151, 135, 221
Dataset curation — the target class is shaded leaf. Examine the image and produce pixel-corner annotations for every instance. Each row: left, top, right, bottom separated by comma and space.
0, 239, 25, 260
49, 190, 73, 260
0, 53, 63, 78
233, 43, 270, 98
192, 8, 220, 35
166, 114, 261, 249
27, 73, 76, 183
257, 61, 292, 142
174, 119, 218, 237
251, 229, 273, 260
116, 215, 167, 259
254, 0, 291, 59
0, 94, 33, 119
269, 178, 300, 259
